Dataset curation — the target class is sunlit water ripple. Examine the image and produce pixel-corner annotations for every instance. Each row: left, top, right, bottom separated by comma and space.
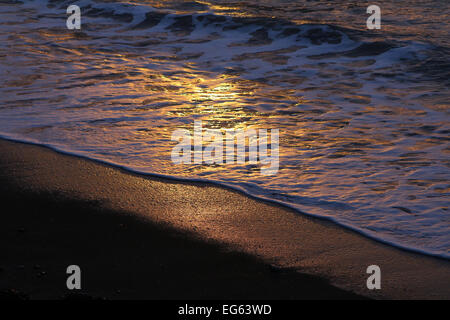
0, 0, 449, 257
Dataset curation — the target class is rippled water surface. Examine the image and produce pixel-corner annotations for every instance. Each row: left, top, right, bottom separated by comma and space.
0, 0, 449, 257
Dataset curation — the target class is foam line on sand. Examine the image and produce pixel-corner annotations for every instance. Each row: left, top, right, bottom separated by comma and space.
0, 139, 449, 299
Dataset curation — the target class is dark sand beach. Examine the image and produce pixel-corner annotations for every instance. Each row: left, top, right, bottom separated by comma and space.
0, 139, 449, 300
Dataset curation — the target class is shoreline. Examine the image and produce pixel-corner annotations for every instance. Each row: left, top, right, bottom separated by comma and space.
1, 134, 447, 261
0, 138, 449, 299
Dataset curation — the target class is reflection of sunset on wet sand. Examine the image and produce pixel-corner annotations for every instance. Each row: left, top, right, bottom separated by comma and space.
0, 0, 449, 301
1, 0, 449, 257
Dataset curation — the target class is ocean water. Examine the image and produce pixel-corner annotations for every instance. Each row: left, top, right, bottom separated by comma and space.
0, 0, 449, 257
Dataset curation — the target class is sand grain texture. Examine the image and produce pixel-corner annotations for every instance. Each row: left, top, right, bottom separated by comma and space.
0, 139, 448, 299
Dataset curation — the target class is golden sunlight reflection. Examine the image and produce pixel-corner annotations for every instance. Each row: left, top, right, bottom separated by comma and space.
0, 0, 448, 262
143, 72, 267, 131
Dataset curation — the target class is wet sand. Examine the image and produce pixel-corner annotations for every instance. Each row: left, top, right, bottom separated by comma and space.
0, 139, 448, 299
